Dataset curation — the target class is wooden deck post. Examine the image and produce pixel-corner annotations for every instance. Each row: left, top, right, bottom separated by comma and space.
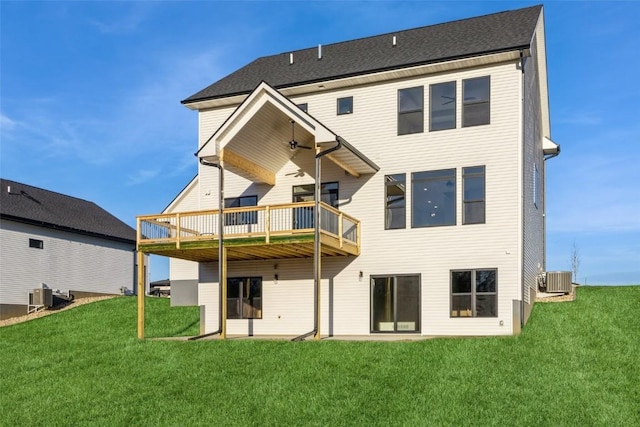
136, 250, 145, 339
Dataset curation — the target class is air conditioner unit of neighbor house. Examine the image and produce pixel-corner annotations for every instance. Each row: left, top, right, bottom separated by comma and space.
545, 271, 572, 293
32, 288, 53, 307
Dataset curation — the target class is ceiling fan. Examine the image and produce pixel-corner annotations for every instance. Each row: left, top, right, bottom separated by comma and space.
288, 120, 312, 151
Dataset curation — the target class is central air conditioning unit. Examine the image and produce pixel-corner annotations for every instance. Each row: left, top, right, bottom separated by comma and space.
32, 288, 53, 307
545, 271, 572, 293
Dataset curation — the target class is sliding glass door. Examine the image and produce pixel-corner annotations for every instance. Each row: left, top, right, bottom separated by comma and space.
371, 275, 420, 333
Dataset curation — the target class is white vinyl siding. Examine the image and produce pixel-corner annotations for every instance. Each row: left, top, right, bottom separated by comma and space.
521, 31, 546, 321
0, 220, 134, 307
191, 60, 523, 336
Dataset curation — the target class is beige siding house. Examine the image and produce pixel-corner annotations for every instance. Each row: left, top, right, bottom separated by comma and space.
137, 5, 559, 338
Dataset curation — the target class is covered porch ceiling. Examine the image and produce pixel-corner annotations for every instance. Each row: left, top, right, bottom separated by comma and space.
196, 81, 379, 184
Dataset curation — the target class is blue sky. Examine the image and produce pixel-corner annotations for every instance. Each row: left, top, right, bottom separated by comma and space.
1, 1, 638, 284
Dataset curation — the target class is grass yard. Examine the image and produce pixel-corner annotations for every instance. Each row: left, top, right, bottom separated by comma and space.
1, 286, 639, 426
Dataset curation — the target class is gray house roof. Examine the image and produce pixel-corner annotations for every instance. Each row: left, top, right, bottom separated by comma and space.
183, 5, 542, 104
0, 179, 136, 244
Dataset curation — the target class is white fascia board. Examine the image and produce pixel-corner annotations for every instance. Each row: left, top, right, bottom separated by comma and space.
543, 137, 559, 155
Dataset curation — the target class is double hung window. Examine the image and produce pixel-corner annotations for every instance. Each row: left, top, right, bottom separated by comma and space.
462, 76, 490, 127
429, 81, 456, 131
462, 166, 485, 224
398, 87, 424, 135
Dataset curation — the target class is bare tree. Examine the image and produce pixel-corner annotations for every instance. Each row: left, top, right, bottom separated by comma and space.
570, 242, 581, 284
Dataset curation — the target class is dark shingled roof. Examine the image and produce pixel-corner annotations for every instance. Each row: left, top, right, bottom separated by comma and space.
183, 5, 542, 104
0, 179, 136, 244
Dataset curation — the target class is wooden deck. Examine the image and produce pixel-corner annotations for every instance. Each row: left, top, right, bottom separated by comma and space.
136, 201, 360, 262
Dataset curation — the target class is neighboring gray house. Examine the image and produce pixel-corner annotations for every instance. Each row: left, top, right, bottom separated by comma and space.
0, 179, 139, 320
137, 5, 560, 338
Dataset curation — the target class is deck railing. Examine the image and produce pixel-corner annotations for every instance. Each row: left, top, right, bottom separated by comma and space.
137, 201, 359, 250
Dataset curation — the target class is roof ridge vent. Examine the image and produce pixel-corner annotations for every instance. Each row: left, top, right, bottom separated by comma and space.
318, 44, 322, 60
392, 35, 397, 47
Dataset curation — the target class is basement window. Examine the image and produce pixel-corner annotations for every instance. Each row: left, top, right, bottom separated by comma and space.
29, 238, 44, 249
337, 97, 353, 115
451, 269, 497, 317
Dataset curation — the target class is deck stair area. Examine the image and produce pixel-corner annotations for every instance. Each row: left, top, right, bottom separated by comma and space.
136, 201, 360, 262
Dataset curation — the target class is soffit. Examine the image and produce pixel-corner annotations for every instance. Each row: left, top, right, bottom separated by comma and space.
197, 82, 378, 184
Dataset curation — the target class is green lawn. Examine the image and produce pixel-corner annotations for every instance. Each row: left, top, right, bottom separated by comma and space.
1, 287, 638, 426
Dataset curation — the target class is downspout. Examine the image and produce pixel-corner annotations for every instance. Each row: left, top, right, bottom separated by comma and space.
520, 49, 526, 329
293, 137, 342, 342
189, 157, 226, 340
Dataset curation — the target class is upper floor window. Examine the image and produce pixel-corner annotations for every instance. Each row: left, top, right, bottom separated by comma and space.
463, 166, 486, 224
297, 103, 308, 113
224, 195, 258, 225
337, 97, 353, 115
451, 269, 497, 318
429, 81, 456, 131
398, 86, 424, 135
463, 76, 490, 127
29, 238, 43, 249
385, 174, 406, 229
412, 169, 456, 227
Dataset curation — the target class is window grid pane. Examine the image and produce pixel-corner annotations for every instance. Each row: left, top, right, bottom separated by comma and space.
463, 166, 485, 224
337, 97, 353, 115
412, 169, 456, 227
451, 269, 497, 318
385, 174, 406, 229
429, 81, 456, 131
463, 76, 490, 127
398, 87, 424, 135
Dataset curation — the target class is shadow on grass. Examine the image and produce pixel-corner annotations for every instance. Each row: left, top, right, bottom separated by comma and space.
173, 320, 199, 336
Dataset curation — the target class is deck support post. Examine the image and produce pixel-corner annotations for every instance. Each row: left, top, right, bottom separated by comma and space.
137, 250, 145, 339
221, 246, 227, 339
